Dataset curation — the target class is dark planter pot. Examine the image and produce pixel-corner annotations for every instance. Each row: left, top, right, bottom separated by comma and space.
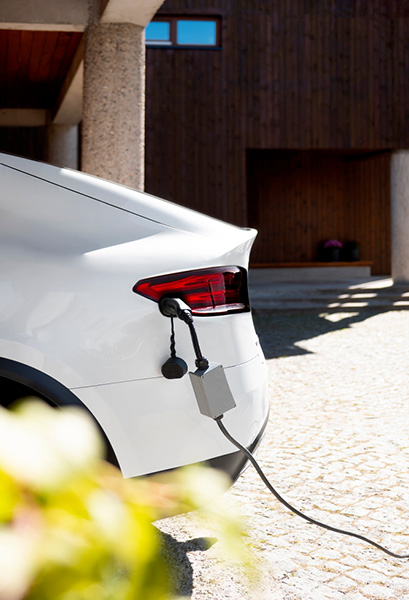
346, 247, 360, 262
342, 242, 361, 261
323, 247, 341, 262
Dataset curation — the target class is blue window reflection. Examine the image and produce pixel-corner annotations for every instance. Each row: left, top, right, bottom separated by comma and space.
177, 21, 217, 46
146, 21, 170, 44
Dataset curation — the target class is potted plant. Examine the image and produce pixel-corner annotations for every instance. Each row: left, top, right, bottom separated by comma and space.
322, 239, 343, 262
343, 240, 361, 262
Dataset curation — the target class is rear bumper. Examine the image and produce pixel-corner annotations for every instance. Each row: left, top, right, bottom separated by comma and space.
73, 353, 269, 478
143, 409, 269, 483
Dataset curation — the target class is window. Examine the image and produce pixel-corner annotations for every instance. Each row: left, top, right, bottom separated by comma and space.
177, 20, 217, 46
145, 17, 221, 48
145, 21, 171, 46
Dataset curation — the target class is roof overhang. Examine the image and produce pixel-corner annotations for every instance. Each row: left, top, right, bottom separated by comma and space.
0, 0, 164, 127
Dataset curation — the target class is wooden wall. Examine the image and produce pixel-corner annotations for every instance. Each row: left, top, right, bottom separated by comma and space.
247, 150, 391, 275
145, 1, 409, 274
2, 2, 400, 276
0, 128, 47, 161
147, 0, 409, 154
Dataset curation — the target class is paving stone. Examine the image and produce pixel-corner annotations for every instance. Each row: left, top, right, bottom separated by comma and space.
358, 583, 397, 599
310, 548, 344, 560
347, 567, 385, 584
328, 574, 357, 592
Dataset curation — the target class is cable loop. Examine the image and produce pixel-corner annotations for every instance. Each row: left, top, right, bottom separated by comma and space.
170, 316, 176, 358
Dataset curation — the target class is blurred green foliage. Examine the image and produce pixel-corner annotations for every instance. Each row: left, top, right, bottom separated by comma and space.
0, 401, 253, 600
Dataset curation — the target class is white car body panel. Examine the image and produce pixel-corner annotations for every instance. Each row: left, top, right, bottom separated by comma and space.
0, 153, 268, 477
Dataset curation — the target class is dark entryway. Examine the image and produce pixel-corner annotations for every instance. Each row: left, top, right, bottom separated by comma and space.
247, 150, 391, 276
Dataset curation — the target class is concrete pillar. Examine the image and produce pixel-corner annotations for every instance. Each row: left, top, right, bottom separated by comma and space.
81, 22, 145, 190
391, 151, 409, 283
46, 124, 79, 169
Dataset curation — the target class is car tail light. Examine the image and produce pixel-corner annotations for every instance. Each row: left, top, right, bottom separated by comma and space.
133, 266, 250, 316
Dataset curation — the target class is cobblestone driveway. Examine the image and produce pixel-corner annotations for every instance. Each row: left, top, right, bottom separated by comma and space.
156, 308, 409, 599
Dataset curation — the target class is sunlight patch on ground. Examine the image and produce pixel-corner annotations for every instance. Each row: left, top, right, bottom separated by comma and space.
348, 277, 393, 289
337, 293, 377, 299
319, 312, 360, 323
327, 302, 368, 308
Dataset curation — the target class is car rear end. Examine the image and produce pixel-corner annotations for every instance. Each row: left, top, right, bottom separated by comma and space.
73, 218, 269, 479
0, 153, 269, 480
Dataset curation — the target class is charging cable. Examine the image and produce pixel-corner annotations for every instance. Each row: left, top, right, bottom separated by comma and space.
159, 296, 409, 559
216, 416, 409, 559
159, 297, 209, 370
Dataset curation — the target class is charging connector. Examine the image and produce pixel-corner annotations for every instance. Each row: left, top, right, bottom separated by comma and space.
159, 297, 193, 323
159, 296, 236, 416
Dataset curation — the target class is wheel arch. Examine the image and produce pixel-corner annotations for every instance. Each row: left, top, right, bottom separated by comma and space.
0, 357, 119, 467
0, 357, 85, 408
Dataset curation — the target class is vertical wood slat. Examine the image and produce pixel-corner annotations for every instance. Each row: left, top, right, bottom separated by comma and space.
6, 31, 22, 106
303, 14, 312, 147
16, 31, 34, 104
27, 31, 48, 84
0, 31, 7, 92
385, 18, 394, 145
271, 7, 280, 146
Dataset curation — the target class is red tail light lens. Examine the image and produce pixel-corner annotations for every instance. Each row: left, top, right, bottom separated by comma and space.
133, 266, 250, 316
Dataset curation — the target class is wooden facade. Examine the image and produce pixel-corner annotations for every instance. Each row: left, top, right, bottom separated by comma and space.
146, 0, 409, 274
0, 128, 47, 161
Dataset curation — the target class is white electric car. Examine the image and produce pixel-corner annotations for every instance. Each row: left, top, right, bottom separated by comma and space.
0, 152, 269, 481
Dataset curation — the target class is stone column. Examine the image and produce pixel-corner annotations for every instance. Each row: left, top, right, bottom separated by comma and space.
81, 22, 145, 190
391, 151, 409, 283
46, 124, 79, 169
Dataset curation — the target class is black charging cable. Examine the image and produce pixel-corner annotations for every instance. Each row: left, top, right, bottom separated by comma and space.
216, 416, 409, 559
159, 297, 209, 370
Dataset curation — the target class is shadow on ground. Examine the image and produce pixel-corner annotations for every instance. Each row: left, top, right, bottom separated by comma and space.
159, 532, 217, 597
252, 308, 396, 359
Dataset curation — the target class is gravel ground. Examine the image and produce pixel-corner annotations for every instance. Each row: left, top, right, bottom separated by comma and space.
155, 308, 409, 600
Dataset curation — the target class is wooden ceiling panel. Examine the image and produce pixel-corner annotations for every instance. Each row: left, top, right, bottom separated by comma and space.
0, 30, 83, 109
